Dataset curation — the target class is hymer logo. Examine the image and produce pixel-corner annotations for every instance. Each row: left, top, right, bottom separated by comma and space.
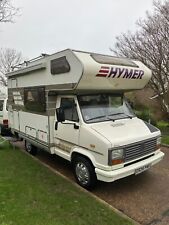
96, 66, 144, 79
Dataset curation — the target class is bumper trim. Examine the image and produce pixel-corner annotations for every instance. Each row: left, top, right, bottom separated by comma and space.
95, 151, 164, 182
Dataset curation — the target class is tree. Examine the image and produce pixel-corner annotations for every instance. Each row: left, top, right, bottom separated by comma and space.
0, 48, 22, 86
0, 1, 21, 85
112, 0, 169, 116
0, 0, 19, 23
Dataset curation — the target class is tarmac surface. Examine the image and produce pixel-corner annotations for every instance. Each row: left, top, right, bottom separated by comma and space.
11, 140, 169, 225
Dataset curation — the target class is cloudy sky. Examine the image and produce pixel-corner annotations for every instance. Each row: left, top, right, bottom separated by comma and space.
0, 0, 158, 59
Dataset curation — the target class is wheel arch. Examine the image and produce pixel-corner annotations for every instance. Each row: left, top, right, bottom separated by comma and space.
71, 147, 97, 168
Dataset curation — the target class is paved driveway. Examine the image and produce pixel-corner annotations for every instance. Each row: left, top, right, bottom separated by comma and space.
93, 147, 169, 225
13, 141, 169, 225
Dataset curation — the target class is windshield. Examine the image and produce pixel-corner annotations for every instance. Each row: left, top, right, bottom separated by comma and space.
78, 94, 135, 123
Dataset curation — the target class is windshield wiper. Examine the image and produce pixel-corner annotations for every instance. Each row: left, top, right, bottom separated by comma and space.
86, 115, 106, 122
108, 112, 132, 121
86, 113, 132, 122
108, 112, 125, 117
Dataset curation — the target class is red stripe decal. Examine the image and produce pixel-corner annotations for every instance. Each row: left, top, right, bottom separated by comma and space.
96, 73, 108, 77
99, 69, 109, 73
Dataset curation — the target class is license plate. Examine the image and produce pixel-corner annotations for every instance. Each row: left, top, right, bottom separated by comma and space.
135, 164, 151, 175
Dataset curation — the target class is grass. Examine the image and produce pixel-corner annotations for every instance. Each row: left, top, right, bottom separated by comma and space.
157, 120, 169, 128
0, 139, 133, 225
157, 121, 169, 133
156, 121, 169, 145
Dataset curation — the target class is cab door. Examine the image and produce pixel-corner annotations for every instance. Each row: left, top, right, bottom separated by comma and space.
54, 96, 80, 150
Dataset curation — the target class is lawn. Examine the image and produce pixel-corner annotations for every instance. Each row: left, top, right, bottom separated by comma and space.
0, 139, 133, 225
156, 121, 169, 145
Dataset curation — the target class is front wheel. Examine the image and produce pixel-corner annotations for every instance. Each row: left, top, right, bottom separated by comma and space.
72, 156, 97, 190
25, 140, 37, 155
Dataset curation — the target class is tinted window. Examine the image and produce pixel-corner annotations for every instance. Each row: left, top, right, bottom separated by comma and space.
51, 56, 70, 75
24, 87, 46, 112
91, 53, 138, 68
60, 98, 79, 122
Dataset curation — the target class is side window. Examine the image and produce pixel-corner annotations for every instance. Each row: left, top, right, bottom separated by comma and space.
24, 87, 46, 112
60, 98, 79, 122
51, 57, 70, 75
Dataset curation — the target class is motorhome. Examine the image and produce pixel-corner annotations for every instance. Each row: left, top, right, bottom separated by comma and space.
7, 49, 164, 189
0, 86, 8, 135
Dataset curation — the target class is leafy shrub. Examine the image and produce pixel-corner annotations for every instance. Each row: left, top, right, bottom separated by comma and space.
135, 109, 150, 121
135, 109, 157, 126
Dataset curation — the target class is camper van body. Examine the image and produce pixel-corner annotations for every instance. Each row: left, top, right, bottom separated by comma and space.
7, 49, 164, 188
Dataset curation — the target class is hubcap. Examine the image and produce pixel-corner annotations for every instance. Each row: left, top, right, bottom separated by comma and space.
75, 162, 90, 185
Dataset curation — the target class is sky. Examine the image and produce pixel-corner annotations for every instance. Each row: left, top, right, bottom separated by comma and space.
0, 0, 159, 59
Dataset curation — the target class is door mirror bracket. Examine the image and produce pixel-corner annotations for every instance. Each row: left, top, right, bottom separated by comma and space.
74, 123, 79, 129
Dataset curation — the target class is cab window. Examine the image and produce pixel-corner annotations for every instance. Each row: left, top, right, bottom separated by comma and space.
60, 98, 79, 122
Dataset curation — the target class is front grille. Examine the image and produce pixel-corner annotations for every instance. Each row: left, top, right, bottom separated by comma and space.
124, 138, 157, 162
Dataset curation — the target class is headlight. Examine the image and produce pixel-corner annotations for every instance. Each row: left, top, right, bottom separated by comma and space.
111, 149, 124, 165
156, 137, 161, 149
112, 149, 124, 159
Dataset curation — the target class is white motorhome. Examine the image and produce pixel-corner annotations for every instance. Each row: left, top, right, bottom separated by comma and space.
7, 49, 164, 189
0, 86, 9, 135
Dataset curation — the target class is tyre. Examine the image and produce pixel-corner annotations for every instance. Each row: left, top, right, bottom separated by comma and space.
72, 156, 97, 190
25, 140, 37, 155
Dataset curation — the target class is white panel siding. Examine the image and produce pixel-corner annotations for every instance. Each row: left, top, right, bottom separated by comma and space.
13, 111, 20, 130
19, 111, 49, 143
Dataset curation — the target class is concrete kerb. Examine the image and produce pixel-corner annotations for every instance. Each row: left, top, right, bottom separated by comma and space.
6, 139, 140, 225
161, 144, 169, 148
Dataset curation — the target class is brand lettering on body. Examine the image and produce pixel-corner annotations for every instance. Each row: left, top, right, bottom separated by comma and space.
96, 66, 144, 79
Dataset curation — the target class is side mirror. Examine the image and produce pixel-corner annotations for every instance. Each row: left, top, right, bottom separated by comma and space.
56, 107, 65, 122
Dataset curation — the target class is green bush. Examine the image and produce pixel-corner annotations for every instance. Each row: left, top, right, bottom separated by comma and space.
135, 110, 150, 121
126, 96, 158, 125
135, 109, 157, 125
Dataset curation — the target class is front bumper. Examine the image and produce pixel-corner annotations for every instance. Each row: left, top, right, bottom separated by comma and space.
95, 151, 164, 182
